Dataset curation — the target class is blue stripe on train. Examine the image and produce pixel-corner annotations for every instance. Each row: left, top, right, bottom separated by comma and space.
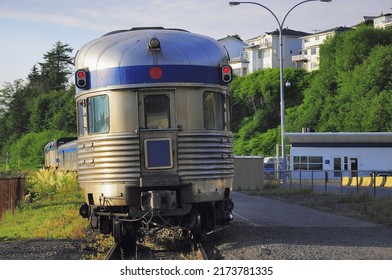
58, 147, 77, 153
77, 65, 222, 93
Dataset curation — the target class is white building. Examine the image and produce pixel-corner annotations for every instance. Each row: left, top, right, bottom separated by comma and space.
292, 27, 351, 72
229, 28, 309, 75
245, 29, 309, 73
286, 132, 392, 179
373, 13, 392, 29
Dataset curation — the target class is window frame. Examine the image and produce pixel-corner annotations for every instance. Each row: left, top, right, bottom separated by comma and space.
293, 156, 323, 171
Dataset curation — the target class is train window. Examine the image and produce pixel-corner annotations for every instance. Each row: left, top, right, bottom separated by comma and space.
203, 92, 224, 130
144, 95, 170, 129
87, 95, 110, 134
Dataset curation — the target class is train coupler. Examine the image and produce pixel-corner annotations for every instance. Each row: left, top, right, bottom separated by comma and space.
79, 203, 89, 218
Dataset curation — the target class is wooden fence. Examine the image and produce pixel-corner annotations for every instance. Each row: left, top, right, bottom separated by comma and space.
0, 177, 25, 219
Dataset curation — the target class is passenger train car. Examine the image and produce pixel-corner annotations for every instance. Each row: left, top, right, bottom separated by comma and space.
44, 138, 77, 170
52, 27, 234, 249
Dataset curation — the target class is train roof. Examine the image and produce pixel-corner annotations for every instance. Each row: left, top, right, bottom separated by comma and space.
74, 27, 230, 92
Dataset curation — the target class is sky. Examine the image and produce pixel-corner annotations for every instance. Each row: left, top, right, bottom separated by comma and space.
0, 0, 391, 88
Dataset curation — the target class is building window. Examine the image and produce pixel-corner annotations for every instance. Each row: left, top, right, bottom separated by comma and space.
293, 156, 323, 170
233, 68, 241, 76
263, 49, 271, 58
310, 62, 318, 69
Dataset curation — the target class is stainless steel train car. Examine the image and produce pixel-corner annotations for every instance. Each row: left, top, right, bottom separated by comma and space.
44, 138, 77, 169
57, 140, 78, 170
74, 27, 234, 249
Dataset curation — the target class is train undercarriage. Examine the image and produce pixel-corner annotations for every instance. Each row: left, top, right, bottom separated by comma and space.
79, 187, 234, 251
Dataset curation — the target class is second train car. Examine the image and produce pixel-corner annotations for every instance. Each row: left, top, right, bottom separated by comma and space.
74, 27, 234, 249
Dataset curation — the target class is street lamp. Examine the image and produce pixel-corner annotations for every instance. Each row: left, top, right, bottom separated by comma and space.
229, 0, 332, 187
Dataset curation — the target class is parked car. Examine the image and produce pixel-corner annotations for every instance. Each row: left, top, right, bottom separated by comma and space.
264, 163, 275, 173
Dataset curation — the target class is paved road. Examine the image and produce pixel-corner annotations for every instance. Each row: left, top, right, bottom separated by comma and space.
205, 192, 392, 260
232, 191, 378, 228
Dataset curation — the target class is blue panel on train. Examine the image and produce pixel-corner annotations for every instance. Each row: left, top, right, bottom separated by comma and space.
145, 139, 172, 168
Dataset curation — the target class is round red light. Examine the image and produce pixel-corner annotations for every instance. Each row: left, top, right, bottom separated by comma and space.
223, 66, 230, 73
149, 66, 163, 80
77, 71, 86, 79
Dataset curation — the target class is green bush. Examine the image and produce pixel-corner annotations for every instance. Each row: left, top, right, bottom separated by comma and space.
26, 168, 80, 202
4, 130, 74, 170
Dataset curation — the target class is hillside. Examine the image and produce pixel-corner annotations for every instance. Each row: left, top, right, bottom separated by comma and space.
231, 25, 392, 156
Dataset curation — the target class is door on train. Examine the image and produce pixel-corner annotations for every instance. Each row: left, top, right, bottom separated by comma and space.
138, 90, 178, 185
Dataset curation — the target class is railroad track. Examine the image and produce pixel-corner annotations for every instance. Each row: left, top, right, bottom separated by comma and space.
105, 234, 207, 260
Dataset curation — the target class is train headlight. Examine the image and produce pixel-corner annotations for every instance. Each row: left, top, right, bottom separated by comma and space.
75, 69, 90, 89
221, 65, 232, 83
148, 37, 161, 50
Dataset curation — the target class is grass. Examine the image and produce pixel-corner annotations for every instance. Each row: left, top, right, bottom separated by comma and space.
0, 169, 89, 241
0, 168, 117, 260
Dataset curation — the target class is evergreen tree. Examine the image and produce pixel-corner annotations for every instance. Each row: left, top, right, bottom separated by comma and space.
38, 41, 74, 91
27, 64, 42, 87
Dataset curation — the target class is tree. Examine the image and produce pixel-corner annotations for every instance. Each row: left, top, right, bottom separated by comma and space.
29, 88, 76, 133
0, 79, 25, 117
38, 41, 74, 91
7, 130, 75, 170
0, 80, 30, 149
231, 68, 311, 155
27, 64, 41, 87
286, 26, 392, 133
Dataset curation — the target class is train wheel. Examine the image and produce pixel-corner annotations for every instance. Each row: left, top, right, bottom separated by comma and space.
113, 220, 136, 252
190, 213, 204, 240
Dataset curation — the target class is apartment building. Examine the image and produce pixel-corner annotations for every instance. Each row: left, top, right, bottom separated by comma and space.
292, 26, 350, 72
225, 10, 390, 76
373, 13, 392, 29
227, 28, 308, 75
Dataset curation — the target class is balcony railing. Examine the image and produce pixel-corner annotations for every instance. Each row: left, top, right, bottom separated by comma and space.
230, 56, 249, 63
292, 54, 308, 62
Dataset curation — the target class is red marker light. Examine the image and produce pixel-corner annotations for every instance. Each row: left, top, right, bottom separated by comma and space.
149, 66, 163, 80
77, 71, 86, 79
75, 69, 89, 89
221, 65, 232, 83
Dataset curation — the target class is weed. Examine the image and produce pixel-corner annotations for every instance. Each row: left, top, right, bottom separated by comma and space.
263, 181, 280, 190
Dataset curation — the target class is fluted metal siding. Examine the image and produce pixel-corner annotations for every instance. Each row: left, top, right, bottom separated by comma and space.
78, 132, 234, 183
177, 132, 234, 180
77, 134, 140, 183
